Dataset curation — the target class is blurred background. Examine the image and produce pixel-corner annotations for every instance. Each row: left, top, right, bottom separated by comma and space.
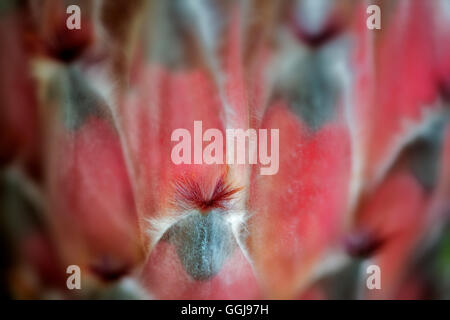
1, 0, 450, 299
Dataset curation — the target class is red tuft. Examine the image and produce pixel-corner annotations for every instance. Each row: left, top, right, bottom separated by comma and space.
173, 174, 242, 212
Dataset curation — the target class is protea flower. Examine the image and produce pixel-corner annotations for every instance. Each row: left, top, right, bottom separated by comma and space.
0, 0, 449, 300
